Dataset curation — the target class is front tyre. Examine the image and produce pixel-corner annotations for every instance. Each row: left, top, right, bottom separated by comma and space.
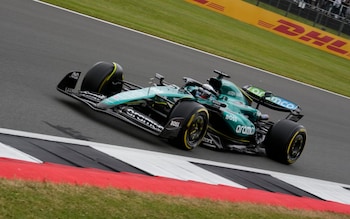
169, 101, 209, 150
81, 61, 124, 96
264, 119, 306, 164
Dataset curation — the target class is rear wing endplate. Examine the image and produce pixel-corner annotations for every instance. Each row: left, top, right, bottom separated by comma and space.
242, 85, 303, 121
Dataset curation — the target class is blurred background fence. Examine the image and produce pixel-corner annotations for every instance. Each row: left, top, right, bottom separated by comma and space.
247, 0, 350, 37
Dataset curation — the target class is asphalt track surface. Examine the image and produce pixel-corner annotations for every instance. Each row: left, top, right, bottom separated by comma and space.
1, 0, 350, 184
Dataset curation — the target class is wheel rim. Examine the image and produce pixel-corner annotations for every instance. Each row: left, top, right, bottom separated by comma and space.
287, 133, 305, 162
187, 115, 206, 146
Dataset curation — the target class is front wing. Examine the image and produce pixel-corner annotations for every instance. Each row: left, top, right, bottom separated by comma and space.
57, 72, 186, 139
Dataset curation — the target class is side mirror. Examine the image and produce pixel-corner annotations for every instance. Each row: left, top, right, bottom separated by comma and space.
150, 73, 165, 86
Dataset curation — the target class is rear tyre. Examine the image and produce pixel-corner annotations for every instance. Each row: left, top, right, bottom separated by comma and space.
264, 119, 306, 164
169, 101, 209, 150
81, 61, 124, 96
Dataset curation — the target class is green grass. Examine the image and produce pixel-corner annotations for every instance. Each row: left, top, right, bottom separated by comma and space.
41, 0, 350, 97
1, 179, 349, 219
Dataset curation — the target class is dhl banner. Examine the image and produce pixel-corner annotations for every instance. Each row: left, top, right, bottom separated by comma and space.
186, 0, 350, 60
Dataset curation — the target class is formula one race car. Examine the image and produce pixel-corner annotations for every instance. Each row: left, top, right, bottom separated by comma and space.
57, 61, 307, 164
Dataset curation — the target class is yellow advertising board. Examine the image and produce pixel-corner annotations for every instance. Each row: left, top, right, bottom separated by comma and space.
186, 0, 350, 60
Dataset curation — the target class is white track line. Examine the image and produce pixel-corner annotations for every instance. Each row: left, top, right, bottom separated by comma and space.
1, 127, 350, 204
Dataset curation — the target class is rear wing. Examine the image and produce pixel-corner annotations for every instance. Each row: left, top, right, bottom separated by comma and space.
242, 85, 303, 121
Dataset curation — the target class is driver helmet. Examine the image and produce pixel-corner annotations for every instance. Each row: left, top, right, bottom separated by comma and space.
200, 84, 215, 99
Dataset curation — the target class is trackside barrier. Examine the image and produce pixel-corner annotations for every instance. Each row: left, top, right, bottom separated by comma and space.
186, 0, 350, 60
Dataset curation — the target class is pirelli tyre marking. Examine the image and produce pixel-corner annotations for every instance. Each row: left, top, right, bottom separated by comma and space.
98, 62, 118, 93
286, 128, 306, 164
183, 108, 209, 150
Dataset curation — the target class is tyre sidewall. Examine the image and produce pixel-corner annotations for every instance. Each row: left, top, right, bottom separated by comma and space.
169, 100, 209, 150
81, 61, 123, 96
265, 119, 306, 164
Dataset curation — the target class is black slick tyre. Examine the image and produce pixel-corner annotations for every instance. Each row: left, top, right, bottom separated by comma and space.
169, 100, 209, 150
81, 61, 124, 96
264, 119, 306, 164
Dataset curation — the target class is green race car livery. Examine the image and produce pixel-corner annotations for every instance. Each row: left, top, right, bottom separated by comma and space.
57, 61, 306, 164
